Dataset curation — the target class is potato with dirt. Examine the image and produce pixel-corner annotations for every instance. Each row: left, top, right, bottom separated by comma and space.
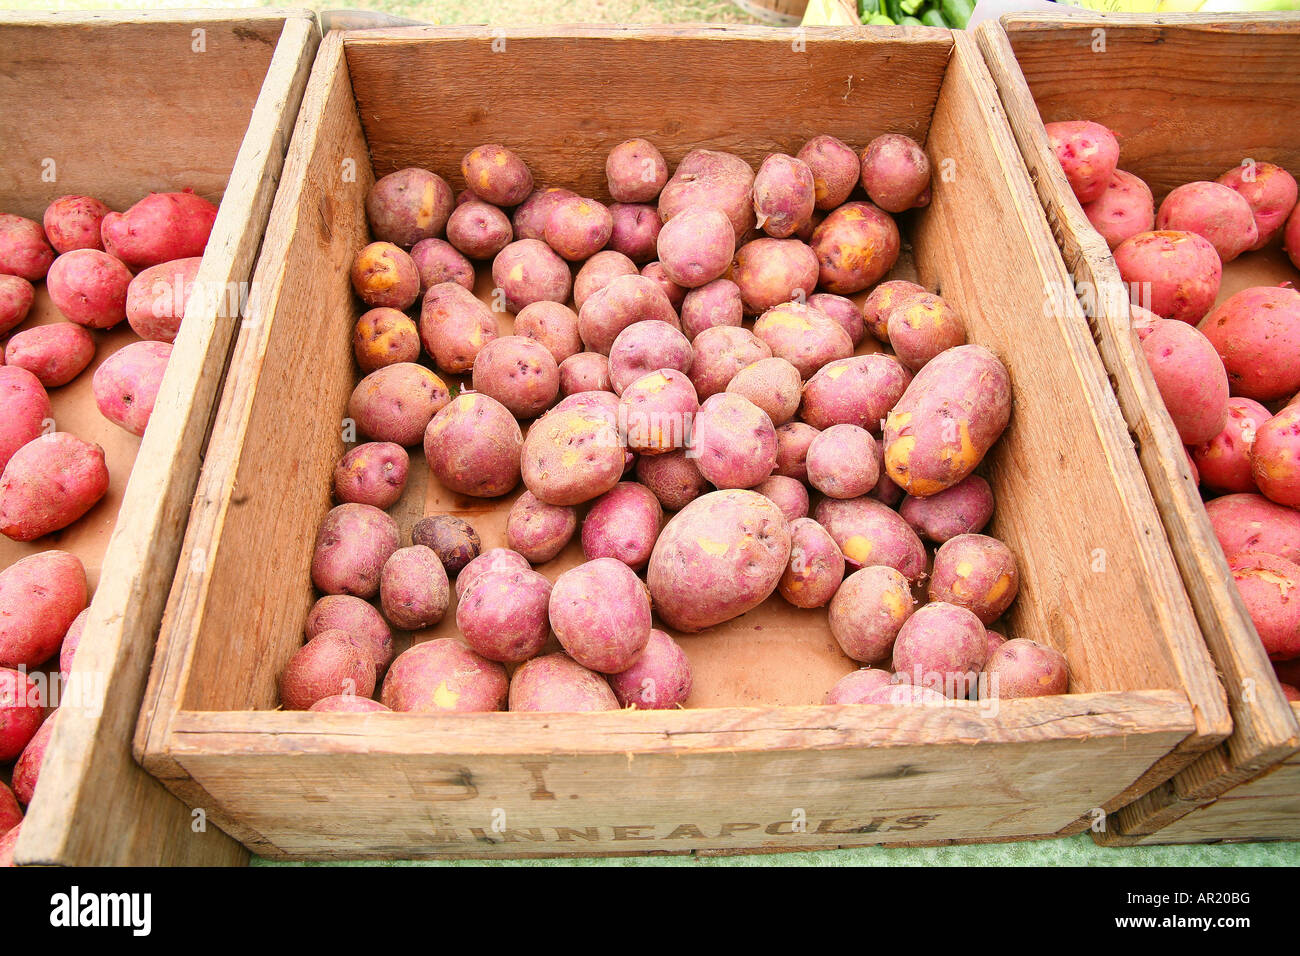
100, 191, 217, 269
692, 392, 776, 489
860, 133, 931, 213
807, 424, 880, 500
578, 273, 678, 355
582, 482, 663, 571
814, 495, 926, 581
658, 148, 756, 239
797, 135, 860, 211
647, 489, 791, 632
885, 293, 966, 371
43, 195, 112, 254
379, 545, 450, 631
349, 362, 450, 447
333, 441, 409, 510
522, 406, 625, 505
509, 653, 619, 712
310, 503, 400, 599
457, 566, 554, 663
1199, 286, 1300, 402
550, 558, 652, 673
47, 249, 132, 329
753, 301, 852, 380
0, 433, 109, 541
829, 565, 915, 664
1045, 120, 1119, 204
0, 550, 87, 669
883, 345, 1011, 498
0, 214, 55, 281
306, 594, 394, 674
461, 144, 534, 207
412, 515, 481, 576
424, 392, 523, 498
801, 353, 912, 433
1081, 170, 1155, 250
809, 202, 900, 295
506, 491, 578, 563
1156, 181, 1259, 263
471, 335, 560, 420
778, 517, 845, 609
607, 203, 662, 264
982, 639, 1069, 699
382, 638, 509, 712
279, 630, 377, 711
350, 241, 420, 311
635, 449, 708, 511
366, 167, 455, 247
732, 238, 820, 316
1113, 231, 1221, 325
410, 238, 475, 293
608, 629, 692, 709
4, 323, 95, 388
899, 474, 994, 544
352, 308, 421, 374
419, 281, 500, 374
1217, 161, 1298, 250
929, 533, 1019, 625
892, 601, 989, 698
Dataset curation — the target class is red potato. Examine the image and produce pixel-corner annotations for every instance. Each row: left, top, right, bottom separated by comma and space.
884, 345, 1011, 498
379, 545, 449, 631
658, 148, 757, 239
100, 191, 217, 269
457, 567, 553, 663
731, 238, 819, 316
582, 482, 663, 572
1230, 552, 1300, 660
641, 261, 686, 311
455, 547, 530, 599
124, 256, 202, 343
985, 629, 1008, 657
1113, 230, 1221, 325
1137, 316, 1229, 445
0, 275, 34, 336
577, 273, 678, 355
93, 340, 171, 437
1217, 161, 1299, 250
810, 201, 900, 295
411, 515, 480, 576
383, 638, 509, 712
424, 392, 523, 498
509, 653, 618, 712
1157, 181, 1259, 263
1199, 286, 1300, 402
778, 517, 845, 609
310, 503, 400, 599
545, 196, 613, 262
860, 133, 931, 213
521, 407, 625, 505
774, 421, 818, 482
574, 251, 637, 313
1082, 170, 1155, 250
349, 241, 419, 311
814, 495, 926, 580
512, 187, 579, 241
1045, 120, 1119, 204
0, 550, 87, 669
0, 214, 55, 280
553, 386, 621, 420
0, 668, 42, 762
515, 300, 582, 364
688, 325, 771, 400
506, 491, 578, 563
0, 434, 109, 541
352, 308, 421, 374
1251, 404, 1300, 508
606, 138, 669, 203
807, 424, 879, 500
798, 134, 860, 211
891, 601, 989, 699
1190, 397, 1270, 495
607, 203, 662, 264
279, 630, 377, 711
550, 558, 652, 673
43, 195, 111, 254
471, 335, 560, 420
884, 293, 966, 371
864, 683, 949, 707
447, 200, 513, 260
0, 823, 21, 866
752, 154, 815, 239
410, 238, 475, 294
982, 639, 1069, 699
333, 441, 409, 510
59, 608, 88, 682
825, 668, 893, 705
753, 301, 852, 380
608, 321, 693, 395
753, 475, 808, 523
608, 629, 692, 709
692, 392, 777, 490
1206, 493, 1300, 564
656, 206, 735, 289
12, 716, 54, 805
862, 279, 926, 343
899, 474, 994, 543
869, 437, 904, 508
801, 353, 912, 434
47, 249, 131, 329
309, 696, 390, 713
419, 281, 500, 374
461, 144, 533, 207
4, 323, 95, 388
635, 449, 708, 511
492, 239, 572, 313
365, 167, 454, 247
647, 489, 791, 632
306, 594, 394, 674
558, 351, 612, 396
726, 357, 802, 427
349, 362, 450, 447
929, 533, 1020, 625
808, 293, 866, 348
0, 782, 20, 836
829, 565, 915, 663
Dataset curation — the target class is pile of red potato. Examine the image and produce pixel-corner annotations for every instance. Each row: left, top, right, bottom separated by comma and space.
0, 190, 218, 865
283, 135, 1072, 717
1048, 121, 1300, 697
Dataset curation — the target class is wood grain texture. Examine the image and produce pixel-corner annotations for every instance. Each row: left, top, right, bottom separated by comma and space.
5, 11, 319, 867
976, 13, 1300, 844
137, 27, 1220, 860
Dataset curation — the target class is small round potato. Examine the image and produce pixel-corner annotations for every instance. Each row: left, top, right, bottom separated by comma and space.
606, 138, 669, 203
306, 594, 394, 674
578, 273, 678, 355
829, 566, 915, 663
656, 206, 736, 288
545, 196, 614, 262
551, 557, 652, 673
366, 167, 455, 247
929, 533, 1019, 625
808, 293, 866, 348
582, 482, 664, 571
608, 629, 692, 709
726, 357, 802, 427
753, 475, 809, 522
457, 567, 553, 662
280, 630, 376, 711
635, 449, 708, 511
424, 392, 524, 498
310, 503, 401, 599
810, 202, 901, 295
382, 638, 509, 712
379, 545, 450, 631
607, 203, 662, 264
509, 653, 619, 712
512, 187, 578, 240
860, 133, 932, 214
891, 601, 988, 699
461, 144, 534, 207
774, 421, 818, 482
574, 250, 637, 312
515, 300, 582, 364
47, 249, 131, 328
412, 515, 481, 575
350, 242, 420, 310
899, 475, 994, 544
419, 282, 500, 374
885, 292, 966, 371
609, 321, 693, 395
471, 335, 560, 419
349, 363, 451, 447
732, 238, 820, 315
410, 237, 475, 293
447, 200, 513, 260
689, 325, 772, 399
43, 195, 111, 254
506, 490, 578, 563
352, 308, 421, 374
814, 495, 926, 580
753, 301, 852, 379
779, 517, 845, 609
982, 639, 1069, 699
333, 441, 409, 510
455, 547, 531, 599
825, 667, 893, 705
558, 351, 613, 396
807, 424, 880, 499
4, 323, 95, 388
797, 134, 860, 211
492, 239, 571, 312
522, 407, 625, 505
753, 154, 816, 239
681, 279, 743, 340
862, 279, 926, 343
692, 392, 777, 489
801, 354, 912, 433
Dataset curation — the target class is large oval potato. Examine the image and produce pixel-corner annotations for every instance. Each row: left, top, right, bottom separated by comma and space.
647, 489, 791, 632
424, 392, 523, 497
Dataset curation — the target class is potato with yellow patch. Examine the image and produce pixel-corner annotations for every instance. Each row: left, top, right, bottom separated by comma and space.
1251, 405, 1300, 508
929, 533, 1019, 625
461, 144, 534, 207
797, 134, 860, 211
457, 567, 553, 662
578, 273, 678, 355
382, 638, 509, 712
689, 325, 772, 400
801, 353, 912, 433
509, 653, 619, 712
424, 392, 523, 498
884, 344, 1011, 497
606, 138, 669, 203
727, 357, 801, 426
349, 363, 450, 447
545, 196, 614, 262
732, 238, 820, 315
809, 201, 900, 295
828, 565, 914, 663
352, 307, 421, 373
365, 167, 454, 247
619, 368, 699, 456
693, 393, 776, 489
647, 489, 792, 632
522, 407, 625, 506
609, 320, 693, 395
1230, 551, 1300, 660
492, 239, 572, 312
779, 517, 845, 609
350, 241, 419, 310
982, 639, 1068, 699
862, 279, 925, 343
471, 335, 560, 420
813, 495, 926, 580
419, 281, 499, 374
753, 301, 852, 380
884, 292, 966, 371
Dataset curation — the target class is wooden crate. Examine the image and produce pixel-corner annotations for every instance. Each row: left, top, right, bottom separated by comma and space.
135, 25, 1231, 861
977, 12, 1300, 844
0, 10, 319, 866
